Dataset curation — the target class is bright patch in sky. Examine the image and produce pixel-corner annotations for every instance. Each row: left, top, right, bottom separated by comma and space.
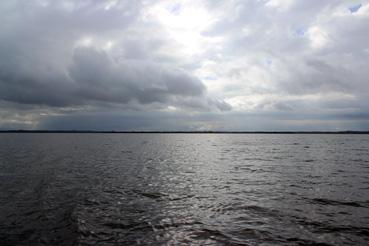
148, 1, 217, 56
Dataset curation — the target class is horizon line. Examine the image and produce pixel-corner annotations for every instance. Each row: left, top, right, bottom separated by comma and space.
1, 130, 369, 134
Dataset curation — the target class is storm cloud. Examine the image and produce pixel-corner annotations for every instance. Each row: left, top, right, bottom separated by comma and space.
1, 0, 369, 130
0, 46, 207, 107
0, 1, 223, 109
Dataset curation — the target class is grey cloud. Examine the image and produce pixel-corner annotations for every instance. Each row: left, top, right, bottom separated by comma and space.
1, 0, 368, 130
69, 47, 206, 105
39, 110, 369, 132
276, 58, 352, 94
0, 45, 213, 108
201, 1, 369, 116
0, 1, 230, 113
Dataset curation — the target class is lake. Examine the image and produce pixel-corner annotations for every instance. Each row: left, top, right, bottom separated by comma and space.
1, 134, 369, 245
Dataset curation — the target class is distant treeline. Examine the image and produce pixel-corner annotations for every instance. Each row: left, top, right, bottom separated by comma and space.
1, 130, 369, 134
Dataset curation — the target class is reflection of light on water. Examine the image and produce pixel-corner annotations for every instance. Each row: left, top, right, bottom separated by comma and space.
1, 134, 369, 245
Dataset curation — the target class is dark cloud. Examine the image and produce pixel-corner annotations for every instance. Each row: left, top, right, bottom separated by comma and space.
0, 1, 230, 114
0, 44, 218, 108
38, 110, 369, 132
69, 47, 206, 105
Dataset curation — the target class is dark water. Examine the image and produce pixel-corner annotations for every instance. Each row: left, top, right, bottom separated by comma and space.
1, 134, 369, 245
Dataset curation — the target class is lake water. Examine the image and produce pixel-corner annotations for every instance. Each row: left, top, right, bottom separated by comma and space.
1, 134, 369, 245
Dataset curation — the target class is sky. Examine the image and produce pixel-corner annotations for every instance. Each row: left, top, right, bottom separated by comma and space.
1, 0, 369, 131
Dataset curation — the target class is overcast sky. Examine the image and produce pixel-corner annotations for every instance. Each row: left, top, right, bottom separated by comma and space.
1, 0, 369, 131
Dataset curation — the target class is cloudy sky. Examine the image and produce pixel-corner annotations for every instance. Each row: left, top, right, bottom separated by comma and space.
1, 0, 369, 131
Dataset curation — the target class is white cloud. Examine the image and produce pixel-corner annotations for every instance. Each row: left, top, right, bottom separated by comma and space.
307, 26, 330, 49
265, 0, 295, 11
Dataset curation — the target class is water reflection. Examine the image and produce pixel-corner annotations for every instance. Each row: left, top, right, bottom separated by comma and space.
0, 134, 369, 245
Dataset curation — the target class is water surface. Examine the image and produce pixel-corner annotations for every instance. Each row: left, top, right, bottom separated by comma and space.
1, 134, 369, 245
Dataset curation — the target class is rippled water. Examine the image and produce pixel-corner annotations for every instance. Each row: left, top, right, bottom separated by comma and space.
1, 134, 369, 245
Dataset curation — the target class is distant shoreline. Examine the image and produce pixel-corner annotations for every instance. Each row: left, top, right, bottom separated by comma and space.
1, 130, 369, 134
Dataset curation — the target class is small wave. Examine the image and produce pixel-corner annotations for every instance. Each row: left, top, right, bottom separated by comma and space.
284, 237, 333, 246
103, 221, 141, 230
300, 219, 369, 237
216, 203, 279, 218
308, 197, 369, 208
132, 190, 167, 199
191, 227, 231, 241
168, 194, 195, 201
